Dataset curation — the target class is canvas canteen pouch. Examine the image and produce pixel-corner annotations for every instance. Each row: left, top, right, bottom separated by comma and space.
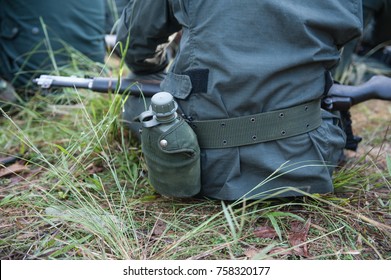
138, 91, 201, 197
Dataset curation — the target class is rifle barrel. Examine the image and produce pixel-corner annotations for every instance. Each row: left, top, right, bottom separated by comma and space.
34, 75, 92, 89
33, 75, 161, 97
90, 77, 160, 97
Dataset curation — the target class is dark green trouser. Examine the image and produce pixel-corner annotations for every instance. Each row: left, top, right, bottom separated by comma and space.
362, 0, 391, 46
0, 0, 106, 88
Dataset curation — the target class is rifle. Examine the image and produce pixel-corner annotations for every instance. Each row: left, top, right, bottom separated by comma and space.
322, 75, 391, 111
34, 74, 391, 106
323, 75, 391, 151
33, 75, 159, 97
32, 74, 391, 151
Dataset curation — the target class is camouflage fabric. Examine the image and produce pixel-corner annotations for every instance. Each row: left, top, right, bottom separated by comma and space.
117, 0, 362, 200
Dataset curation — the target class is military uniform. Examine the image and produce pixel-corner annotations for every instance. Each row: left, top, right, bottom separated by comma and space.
117, 0, 362, 200
0, 0, 106, 88
334, 0, 391, 79
105, 0, 128, 34
361, 0, 391, 47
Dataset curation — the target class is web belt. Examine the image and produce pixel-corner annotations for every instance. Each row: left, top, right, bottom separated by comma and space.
190, 99, 322, 149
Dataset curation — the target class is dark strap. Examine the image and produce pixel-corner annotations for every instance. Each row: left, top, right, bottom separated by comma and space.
190, 99, 322, 149
183, 68, 209, 94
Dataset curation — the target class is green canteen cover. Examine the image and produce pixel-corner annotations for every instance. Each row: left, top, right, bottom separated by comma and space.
141, 117, 201, 198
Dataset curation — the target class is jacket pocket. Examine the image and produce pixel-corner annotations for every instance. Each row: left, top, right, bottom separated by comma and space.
0, 17, 19, 39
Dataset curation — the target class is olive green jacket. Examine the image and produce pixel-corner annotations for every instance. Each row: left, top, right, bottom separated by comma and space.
117, 0, 362, 200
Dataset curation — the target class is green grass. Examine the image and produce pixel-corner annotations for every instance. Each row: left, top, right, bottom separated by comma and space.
1, 47, 391, 260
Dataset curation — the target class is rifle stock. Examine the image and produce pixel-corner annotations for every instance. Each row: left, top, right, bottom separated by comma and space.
324, 75, 391, 110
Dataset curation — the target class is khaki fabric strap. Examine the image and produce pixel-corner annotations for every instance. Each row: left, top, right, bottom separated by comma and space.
190, 99, 322, 149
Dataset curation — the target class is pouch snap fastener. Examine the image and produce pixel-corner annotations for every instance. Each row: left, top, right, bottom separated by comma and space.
160, 139, 168, 148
